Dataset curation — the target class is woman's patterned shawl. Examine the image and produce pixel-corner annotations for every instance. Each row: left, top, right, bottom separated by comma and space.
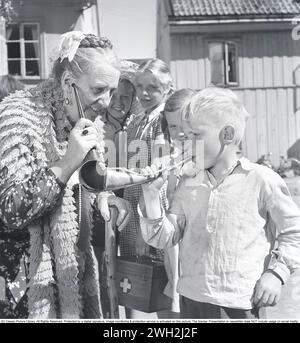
0, 79, 103, 318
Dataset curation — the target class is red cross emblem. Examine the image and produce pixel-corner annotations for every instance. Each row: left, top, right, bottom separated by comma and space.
120, 277, 132, 294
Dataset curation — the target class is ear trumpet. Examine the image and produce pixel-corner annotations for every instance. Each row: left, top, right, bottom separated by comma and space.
72, 83, 192, 193
79, 155, 192, 193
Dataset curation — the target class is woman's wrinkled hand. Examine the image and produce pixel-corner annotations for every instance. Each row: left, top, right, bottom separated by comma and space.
97, 192, 132, 231
50, 118, 101, 184
65, 118, 101, 171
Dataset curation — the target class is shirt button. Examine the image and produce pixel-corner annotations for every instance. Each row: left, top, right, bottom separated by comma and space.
207, 225, 214, 233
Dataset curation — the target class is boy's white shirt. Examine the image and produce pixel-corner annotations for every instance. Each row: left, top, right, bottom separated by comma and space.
139, 157, 300, 309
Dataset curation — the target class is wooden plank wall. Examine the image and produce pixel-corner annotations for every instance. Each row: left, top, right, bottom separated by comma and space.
0, 18, 8, 75
170, 31, 300, 167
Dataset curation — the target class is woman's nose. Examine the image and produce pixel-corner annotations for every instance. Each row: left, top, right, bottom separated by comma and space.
99, 91, 111, 108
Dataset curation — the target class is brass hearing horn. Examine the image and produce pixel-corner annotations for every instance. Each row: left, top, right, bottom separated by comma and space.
79, 154, 193, 193
79, 162, 155, 193
72, 82, 156, 192
79, 151, 105, 192
72, 82, 193, 193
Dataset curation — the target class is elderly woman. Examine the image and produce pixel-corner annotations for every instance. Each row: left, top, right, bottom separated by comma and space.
0, 32, 129, 319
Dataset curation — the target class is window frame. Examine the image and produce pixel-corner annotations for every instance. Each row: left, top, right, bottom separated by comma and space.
207, 39, 239, 87
6, 22, 41, 80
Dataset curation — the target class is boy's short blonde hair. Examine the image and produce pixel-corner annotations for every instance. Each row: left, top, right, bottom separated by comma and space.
183, 87, 250, 144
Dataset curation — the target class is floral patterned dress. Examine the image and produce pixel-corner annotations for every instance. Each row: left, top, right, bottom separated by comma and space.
0, 168, 64, 318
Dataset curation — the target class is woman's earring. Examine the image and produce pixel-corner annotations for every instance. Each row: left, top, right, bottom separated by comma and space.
65, 97, 70, 105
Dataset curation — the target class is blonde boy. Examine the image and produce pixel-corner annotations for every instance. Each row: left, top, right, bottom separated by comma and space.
139, 87, 300, 319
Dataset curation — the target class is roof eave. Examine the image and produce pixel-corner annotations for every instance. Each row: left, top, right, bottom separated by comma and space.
169, 14, 299, 25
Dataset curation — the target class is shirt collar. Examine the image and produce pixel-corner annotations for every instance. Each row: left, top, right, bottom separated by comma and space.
205, 157, 252, 188
105, 111, 123, 132
146, 103, 165, 122
237, 157, 252, 171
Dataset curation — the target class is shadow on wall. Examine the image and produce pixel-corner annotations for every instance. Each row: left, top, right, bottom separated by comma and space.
288, 66, 300, 161
288, 138, 300, 162
293, 65, 300, 115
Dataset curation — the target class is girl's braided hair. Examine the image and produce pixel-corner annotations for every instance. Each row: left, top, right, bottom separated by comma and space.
78, 34, 113, 49
52, 34, 118, 83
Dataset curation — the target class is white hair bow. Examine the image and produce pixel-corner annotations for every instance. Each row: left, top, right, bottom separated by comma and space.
58, 31, 86, 62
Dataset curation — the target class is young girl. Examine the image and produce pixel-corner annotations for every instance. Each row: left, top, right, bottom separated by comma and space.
160, 88, 196, 317
121, 58, 173, 318
102, 60, 143, 168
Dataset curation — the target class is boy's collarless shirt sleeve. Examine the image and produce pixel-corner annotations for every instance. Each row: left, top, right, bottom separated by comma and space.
261, 170, 300, 283
168, 184, 186, 236
139, 180, 186, 249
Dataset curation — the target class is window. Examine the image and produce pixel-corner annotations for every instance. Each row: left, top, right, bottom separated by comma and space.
208, 41, 238, 86
6, 23, 40, 78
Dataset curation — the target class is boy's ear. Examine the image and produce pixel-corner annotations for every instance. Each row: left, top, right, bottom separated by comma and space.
220, 125, 235, 145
